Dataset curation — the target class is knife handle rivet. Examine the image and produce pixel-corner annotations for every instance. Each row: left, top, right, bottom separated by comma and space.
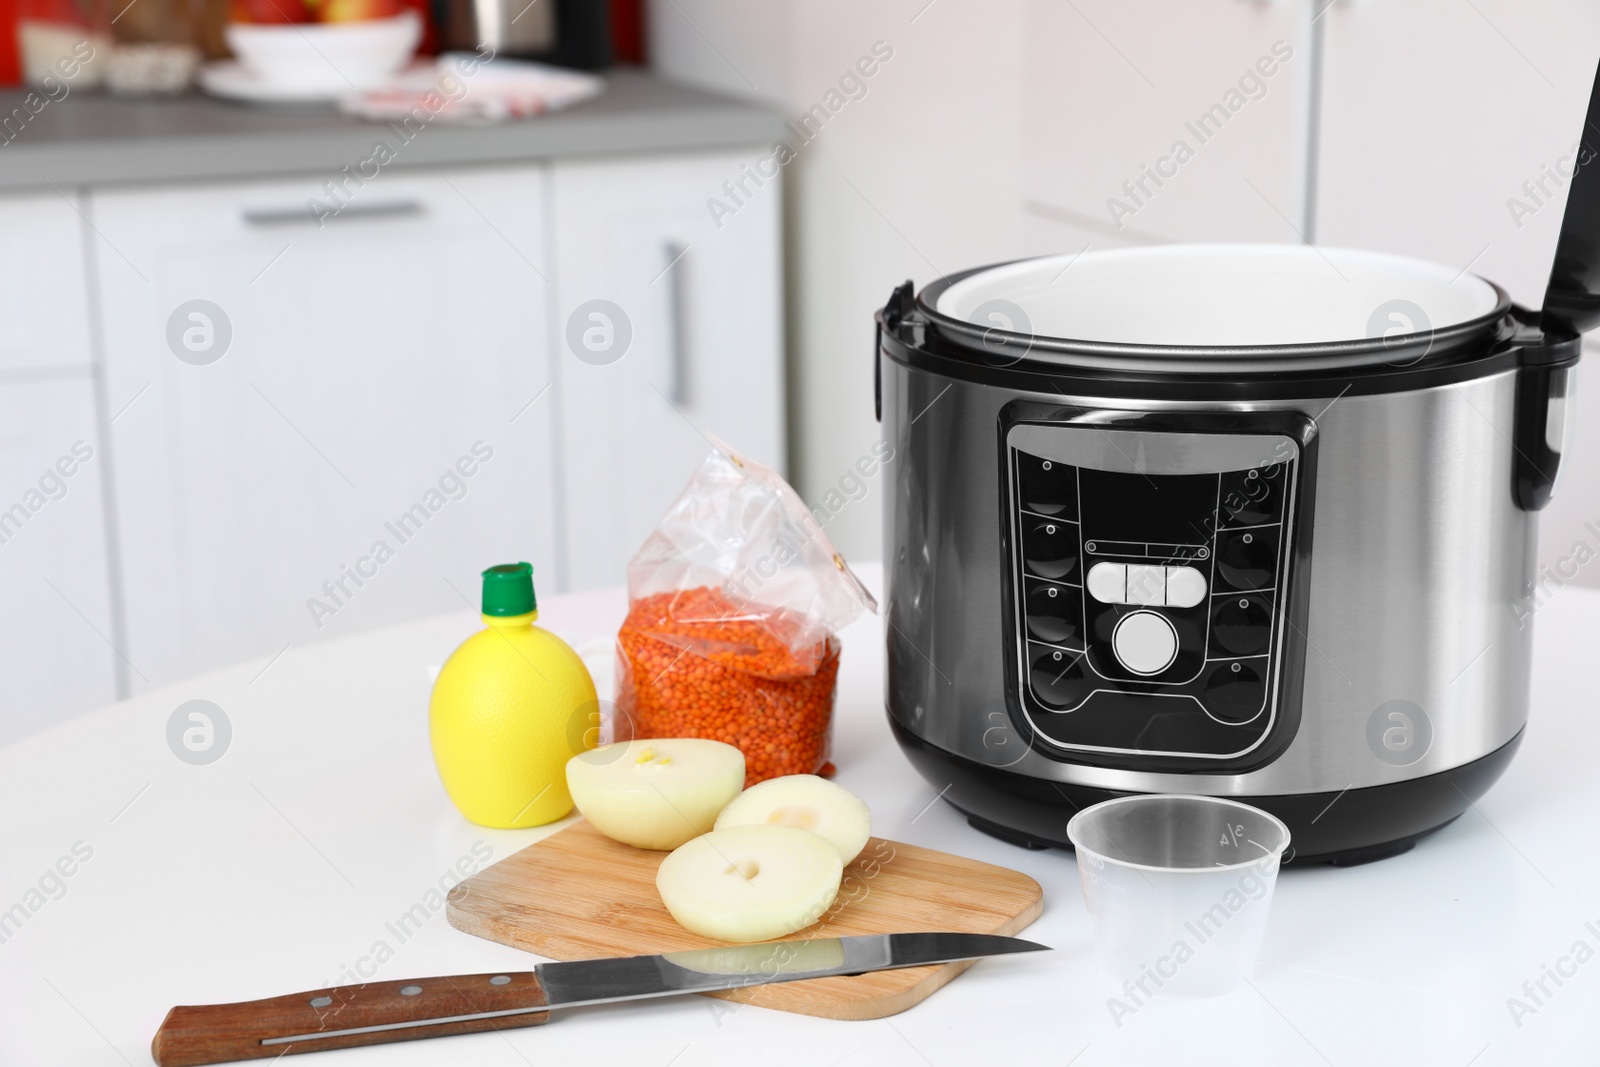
489, 976, 511, 986
309, 996, 332, 1008
399, 986, 423, 996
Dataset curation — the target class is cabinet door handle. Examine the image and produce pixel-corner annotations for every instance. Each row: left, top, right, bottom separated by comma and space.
241, 200, 425, 226
662, 240, 690, 406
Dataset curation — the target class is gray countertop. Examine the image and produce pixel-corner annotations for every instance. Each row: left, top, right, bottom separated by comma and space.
0, 68, 783, 190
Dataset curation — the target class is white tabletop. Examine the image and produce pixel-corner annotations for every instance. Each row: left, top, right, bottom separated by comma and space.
3, 562, 1597, 1067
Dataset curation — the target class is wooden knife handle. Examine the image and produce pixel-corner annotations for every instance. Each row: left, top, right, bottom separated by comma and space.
150, 971, 549, 1066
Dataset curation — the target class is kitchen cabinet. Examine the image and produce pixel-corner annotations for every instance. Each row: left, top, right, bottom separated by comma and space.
550, 151, 784, 590
1019, 0, 1310, 248
1316, 0, 1600, 307
77, 153, 782, 698
0, 192, 95, 374
91, 167, 561, 693
0, 75, 786, 739
0, 191, 114, 745
0, 378, 117, 744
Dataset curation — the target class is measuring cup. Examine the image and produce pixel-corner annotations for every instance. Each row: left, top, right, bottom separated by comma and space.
1067, 794, 1291, 998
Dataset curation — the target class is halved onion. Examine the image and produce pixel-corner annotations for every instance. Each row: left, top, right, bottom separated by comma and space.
656, 825, 843, 943
713, 774, 872, 863
566, 738, 745, 851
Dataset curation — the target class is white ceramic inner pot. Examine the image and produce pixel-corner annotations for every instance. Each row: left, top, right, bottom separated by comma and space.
934, 243, 1501, 347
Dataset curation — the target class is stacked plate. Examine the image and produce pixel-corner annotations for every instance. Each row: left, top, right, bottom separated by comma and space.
200, 11, 421, 102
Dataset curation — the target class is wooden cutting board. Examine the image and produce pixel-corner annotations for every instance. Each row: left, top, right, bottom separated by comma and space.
446, 819, 1044, 1020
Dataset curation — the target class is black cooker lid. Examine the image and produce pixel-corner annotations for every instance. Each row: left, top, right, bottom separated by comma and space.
1542, 58, 1600, 338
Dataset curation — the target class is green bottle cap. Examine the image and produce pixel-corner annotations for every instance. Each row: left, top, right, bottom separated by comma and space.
481, 562, 537, 616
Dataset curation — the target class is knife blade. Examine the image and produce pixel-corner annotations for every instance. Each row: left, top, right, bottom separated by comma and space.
150, 932, 1047, 1066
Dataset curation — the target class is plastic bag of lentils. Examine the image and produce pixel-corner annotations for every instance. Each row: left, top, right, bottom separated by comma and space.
615, 441, 877, 786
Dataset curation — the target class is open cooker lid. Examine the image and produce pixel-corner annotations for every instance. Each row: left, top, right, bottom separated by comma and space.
1543, 59, 1600, 337
921, 244, 1509, 375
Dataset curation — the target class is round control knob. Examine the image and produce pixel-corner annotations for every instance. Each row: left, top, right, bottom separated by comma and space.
1029, 646, 1085, 709
1203, 661, 1266, 724
1212, 596, 1271, 656
1111, 610, 1178, 676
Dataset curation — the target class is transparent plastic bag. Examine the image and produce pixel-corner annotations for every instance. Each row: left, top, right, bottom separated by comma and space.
615, 440, 876, 786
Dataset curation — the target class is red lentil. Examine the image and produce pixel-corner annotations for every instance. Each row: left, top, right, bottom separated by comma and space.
616, 586, 841, 786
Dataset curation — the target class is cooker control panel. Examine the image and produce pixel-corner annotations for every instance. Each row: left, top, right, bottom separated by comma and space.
1003, 419, 1307, 767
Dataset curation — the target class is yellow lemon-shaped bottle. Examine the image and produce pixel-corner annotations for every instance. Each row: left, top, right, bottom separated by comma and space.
429, 562, 598, 828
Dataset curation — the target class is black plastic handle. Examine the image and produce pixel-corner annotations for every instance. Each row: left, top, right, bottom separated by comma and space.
1512, 334, 1582, 511
876, 280, 914, 423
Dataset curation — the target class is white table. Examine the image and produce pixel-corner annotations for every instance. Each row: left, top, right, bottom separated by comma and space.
3, 563, 1597, 1067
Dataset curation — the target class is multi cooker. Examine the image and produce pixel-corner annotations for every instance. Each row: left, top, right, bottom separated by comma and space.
876, 69, 1600, 864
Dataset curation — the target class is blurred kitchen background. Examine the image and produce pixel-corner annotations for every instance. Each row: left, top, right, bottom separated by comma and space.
2, 0, 1598, 746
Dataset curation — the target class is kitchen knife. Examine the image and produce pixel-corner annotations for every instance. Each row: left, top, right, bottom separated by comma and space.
150, 931, 1047, 1066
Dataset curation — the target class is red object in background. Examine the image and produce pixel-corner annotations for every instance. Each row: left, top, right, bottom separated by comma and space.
403, 0, 434, 55
230, 0, 310, 23
610, 0, 642, 65
0, 0, 21, 86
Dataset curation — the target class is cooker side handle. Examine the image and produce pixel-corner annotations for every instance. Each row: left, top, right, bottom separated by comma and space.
876, 280, 915, 423
874, 318, 882, 423
1512, 335, 1582, 511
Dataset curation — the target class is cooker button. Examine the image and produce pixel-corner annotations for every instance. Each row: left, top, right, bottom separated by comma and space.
1215, 527, 1279, 592
1202, 660, 1267, 724
1017, 452, 1078, 519
1219, 464, 1286, 527
1164, 566, 1208, 608
1025, 580, 1083, 646
1022, 519, 1079, 582
1125, 565, 1166, 605
1111, 610, 1179, 676
1086, 561, 1126, 604
1029, 644, 1087, 710
1211, 595, 1272, 656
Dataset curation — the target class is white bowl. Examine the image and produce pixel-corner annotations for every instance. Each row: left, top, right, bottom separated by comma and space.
224, 11, 420, 92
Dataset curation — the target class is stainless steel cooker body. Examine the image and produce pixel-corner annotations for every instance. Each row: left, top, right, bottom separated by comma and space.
876, 271, 1583, 863
881, 356, 1530, 780
879, 58, 1600, 862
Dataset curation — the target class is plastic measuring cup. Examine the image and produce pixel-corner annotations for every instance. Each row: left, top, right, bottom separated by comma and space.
1067, 794, 1291, 998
